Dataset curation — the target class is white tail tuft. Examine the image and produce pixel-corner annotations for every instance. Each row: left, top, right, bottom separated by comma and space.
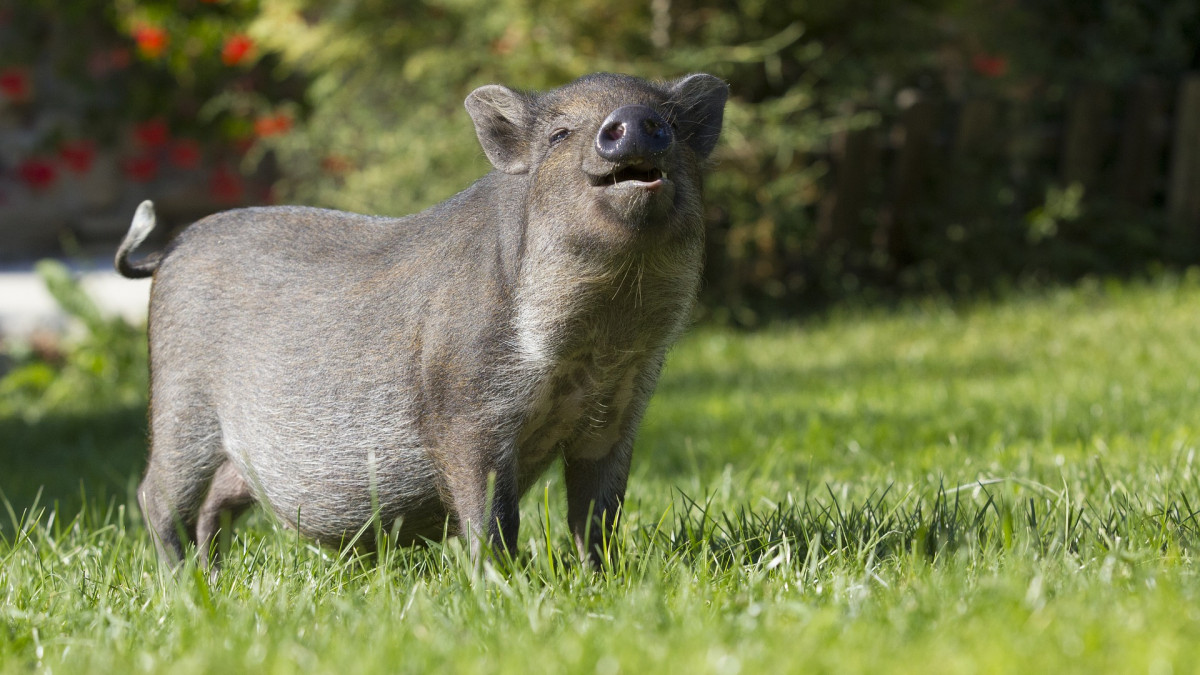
115, 200, 162, 278
127, 200, 157, 250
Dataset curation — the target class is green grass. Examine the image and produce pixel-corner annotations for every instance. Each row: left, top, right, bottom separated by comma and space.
4, 273, 1200, 673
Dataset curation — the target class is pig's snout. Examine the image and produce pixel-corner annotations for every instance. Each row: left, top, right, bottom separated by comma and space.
595, 105, 672, 163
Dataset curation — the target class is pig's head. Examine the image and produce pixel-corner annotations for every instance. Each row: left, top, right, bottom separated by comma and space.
465, 73, 728, 254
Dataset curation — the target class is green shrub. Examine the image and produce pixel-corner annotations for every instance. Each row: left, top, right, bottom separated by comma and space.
0, 261, 146, 421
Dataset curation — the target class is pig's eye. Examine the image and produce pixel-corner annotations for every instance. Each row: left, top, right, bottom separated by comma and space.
549, 128, 570, 145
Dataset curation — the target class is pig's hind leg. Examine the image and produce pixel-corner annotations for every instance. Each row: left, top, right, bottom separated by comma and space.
138, 393, 225, 568
195, 461, 256, 576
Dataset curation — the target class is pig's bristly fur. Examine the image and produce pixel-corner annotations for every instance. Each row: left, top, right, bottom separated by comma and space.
117, 72, 729, 571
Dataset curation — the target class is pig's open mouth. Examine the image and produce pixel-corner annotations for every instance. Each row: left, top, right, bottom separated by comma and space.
590, 160, 666, 187
612, 163, 664, 184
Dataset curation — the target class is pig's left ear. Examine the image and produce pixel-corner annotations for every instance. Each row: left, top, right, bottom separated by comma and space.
466, 85, 534, 174
669, 74, 729, 159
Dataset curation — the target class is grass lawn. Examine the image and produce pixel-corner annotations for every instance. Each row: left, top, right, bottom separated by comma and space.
3, 273, 1200, 673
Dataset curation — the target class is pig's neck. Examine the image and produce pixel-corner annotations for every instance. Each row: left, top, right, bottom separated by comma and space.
508, 213, 701, 373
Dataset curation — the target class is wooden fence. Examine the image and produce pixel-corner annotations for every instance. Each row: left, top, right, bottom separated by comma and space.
815, 73, 1200, 260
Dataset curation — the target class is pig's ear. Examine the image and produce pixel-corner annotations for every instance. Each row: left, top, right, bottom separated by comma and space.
466, 85, 534, 174
668, 74, 729, 159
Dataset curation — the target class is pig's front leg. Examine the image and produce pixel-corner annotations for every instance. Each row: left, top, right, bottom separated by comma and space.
564, 443, 633, 570
445, 436, 521, 567
565, 361, 663, 569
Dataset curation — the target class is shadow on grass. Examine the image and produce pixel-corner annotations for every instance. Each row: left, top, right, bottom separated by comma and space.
0, 403, 147, 531
655, 479, 1200, 569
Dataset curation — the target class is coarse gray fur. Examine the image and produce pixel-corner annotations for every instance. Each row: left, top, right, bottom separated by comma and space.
116, 72, 728, 571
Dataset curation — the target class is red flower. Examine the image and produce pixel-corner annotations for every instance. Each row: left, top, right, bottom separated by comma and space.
232, 136, 255, 155
321, 155, 353, 175
59, 140, 96, 174
971, 53, 1009, 78
109, 48, 133, 69
134, 119, 170, 148
121, 154, 159, 183
133, 25, 169, 59
18, 159, 57, 190
209, 165, 244, 203
168, 139, 202, 169
87, 51, 110, 77
0, 67, 31, 103
222, 34, 255, 66
254, 113, 293, 138
88, 48, 133, 76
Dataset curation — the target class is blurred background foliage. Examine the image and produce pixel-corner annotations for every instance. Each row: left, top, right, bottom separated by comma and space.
3, 0, 1200, 323
0, 260, 146, 422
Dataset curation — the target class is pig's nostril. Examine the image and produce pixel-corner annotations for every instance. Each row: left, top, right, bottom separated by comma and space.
604, 123, 626, 142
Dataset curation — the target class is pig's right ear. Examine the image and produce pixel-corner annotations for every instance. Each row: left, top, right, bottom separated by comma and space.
465, 85, 533, 175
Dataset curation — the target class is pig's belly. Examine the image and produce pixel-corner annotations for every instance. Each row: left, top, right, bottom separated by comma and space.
221, 420, 450, 546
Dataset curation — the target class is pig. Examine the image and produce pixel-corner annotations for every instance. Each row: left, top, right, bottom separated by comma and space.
115, 72, 728, 571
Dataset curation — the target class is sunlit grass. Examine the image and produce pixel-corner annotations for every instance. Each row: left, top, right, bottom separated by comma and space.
3, 273, 1200, 673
